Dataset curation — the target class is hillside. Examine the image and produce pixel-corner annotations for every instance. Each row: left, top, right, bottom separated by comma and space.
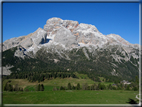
1, 17, 140, 81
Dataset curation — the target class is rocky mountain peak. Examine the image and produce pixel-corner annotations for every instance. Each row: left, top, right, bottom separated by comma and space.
1, 17, 140, 80
46, 17, 63, 25
2, 17, 139, 54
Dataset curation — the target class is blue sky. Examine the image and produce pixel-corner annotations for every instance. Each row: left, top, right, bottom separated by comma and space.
3, 2, 139, 44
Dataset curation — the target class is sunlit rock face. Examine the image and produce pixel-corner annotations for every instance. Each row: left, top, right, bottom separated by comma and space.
2, 17, 139, 52
1, 17, 140, 59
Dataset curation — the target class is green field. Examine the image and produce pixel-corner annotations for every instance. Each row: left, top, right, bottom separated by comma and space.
2, 78, 139, 104
3, 90, 139, 104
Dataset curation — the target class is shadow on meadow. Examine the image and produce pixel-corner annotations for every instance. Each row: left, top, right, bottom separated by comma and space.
126, 98, 138, 104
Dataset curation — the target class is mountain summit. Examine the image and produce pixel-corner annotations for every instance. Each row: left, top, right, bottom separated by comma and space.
1, 17, 140, 80
2, 17, 139, 52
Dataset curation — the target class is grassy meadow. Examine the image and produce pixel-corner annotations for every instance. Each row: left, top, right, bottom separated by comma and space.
3, 90, 139, 104
2, 77, 113, 90
2, 77, 139, 104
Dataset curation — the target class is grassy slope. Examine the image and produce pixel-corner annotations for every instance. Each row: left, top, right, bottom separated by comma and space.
3, 78, 114, 91
3, 90, 139, 104
2, 72, 114, 90
2, 77, 96, 90
74, 72, 89, 79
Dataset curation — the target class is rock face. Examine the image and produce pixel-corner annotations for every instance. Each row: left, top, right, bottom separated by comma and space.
73, 23, 108, 47
20, 36, 33, 49
53, 27, 78, 48
2, 36, 25, 51
1, 17, 140, 77
2, 17, 139, 52
106, 34, 132, 46
30, 28, 47, 46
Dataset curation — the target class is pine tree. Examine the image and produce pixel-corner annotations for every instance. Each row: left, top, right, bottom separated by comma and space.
61, 74, 64, 79
135, 76, 139, 84
38, 84, 40, 91
8, 84, 13, 91
87, 86, 91, 90
133, 86, 138, 91
40, 84, 44, 91
77, 83, 80, 90
68, 83, 72, 90
4, 83, 8, 91
108, 84, 112, 90
98, 83, 102, 90
101, 84, 106, 90
5, 82, 10, 91
91, 85, 94, 90
38, 78, 40, 83
60, 86, 64, 90
35, 84, 38, 91
93, 83, 97, 90
15, 84, 19, 91
126, 85, 130, 90
72, 85, 76, 90
82, 83, 88, 90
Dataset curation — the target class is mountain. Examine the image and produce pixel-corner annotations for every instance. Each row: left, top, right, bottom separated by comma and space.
1, 17, 140, 81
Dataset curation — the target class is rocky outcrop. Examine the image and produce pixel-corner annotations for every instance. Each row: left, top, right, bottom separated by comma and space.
82, 47, 90, 60
14, 46, 26, 59
0, 65, 13, 75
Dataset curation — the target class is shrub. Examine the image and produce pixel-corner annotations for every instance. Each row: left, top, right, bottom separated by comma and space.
133, 87, 138, 91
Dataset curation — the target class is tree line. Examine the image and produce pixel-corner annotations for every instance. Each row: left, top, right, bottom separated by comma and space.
4, 81, 45, 92
54, 82, 138, 91
5, 71, 78, 83
4, 81, 23, 92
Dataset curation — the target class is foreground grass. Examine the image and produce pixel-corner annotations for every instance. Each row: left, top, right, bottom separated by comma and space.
3, 90, 139, 104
